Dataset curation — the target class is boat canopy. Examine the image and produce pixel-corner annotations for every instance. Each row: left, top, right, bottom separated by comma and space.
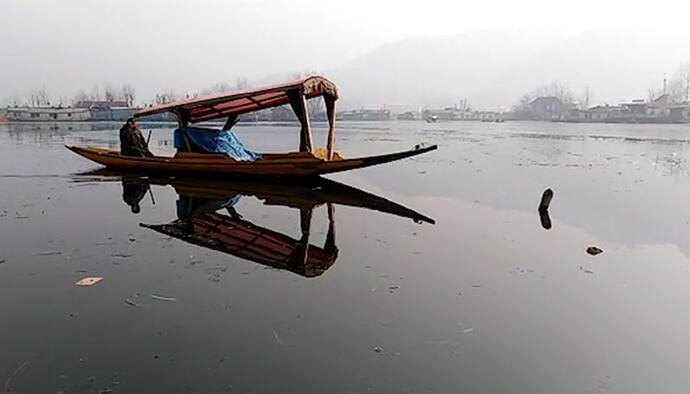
135, 76, 339, 157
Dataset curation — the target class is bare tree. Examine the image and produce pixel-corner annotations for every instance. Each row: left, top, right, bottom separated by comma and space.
72, 91, 90, 106
581, 85, 592, 109
234, 77, 249, 90
35, 86, 50, 106
103, 82, 122, 102
647, 87, 660, 104
200, 82, 232, 95
155, 89, 178, 105
122, 83, 136, 106
532, 81, 574, 103
667, 63, 690, 103
457, 98, 470, 112
90, 85, 101, 101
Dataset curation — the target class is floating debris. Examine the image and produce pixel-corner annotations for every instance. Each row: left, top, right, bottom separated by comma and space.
125, 293, 143, 307
539, 209, 552, 230
74, 277, 103, 287
0, 259, 5, 264
538, 189, 554, 229
373, 346, 383, 353
273, 331, 285, 345
462, 328, 475, 334
34, 250, 62, 256
586, 246, 603, 256
539, 189, 554, 210
3, 360, 30, 394
150, 294, 177, 302
579, 266, 594, 274
111, 253, 133, 258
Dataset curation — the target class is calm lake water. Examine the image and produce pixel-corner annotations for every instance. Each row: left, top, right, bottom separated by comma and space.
0, 120, 688, 393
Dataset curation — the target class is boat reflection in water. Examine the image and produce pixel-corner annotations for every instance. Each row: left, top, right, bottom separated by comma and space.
80, 171, 435, 278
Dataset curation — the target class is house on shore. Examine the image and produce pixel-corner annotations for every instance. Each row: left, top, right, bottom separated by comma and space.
74, 100, 136, 121
397, 111, 417, 120
6, 106, 91, 121
512, 96, 575, 120
421, 105, 502, 121
563, 95, 690, 123
336, 108, 391, 121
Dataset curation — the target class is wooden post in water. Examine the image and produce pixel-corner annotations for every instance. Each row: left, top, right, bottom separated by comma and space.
324, 202, 336, 252
538, 189, 553, 211
175, 110, 189, 128
538, 188, 553, 230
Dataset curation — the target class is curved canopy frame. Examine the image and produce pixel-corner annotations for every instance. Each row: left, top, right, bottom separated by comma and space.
135, 76, 339, 156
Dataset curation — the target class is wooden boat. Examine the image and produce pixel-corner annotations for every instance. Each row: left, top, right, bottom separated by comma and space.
66, 76, 437, 177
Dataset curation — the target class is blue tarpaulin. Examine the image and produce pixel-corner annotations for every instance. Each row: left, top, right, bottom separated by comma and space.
174, 127, 261, 161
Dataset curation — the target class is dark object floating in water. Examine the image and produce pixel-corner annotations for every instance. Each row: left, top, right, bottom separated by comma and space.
34, 250, 62, 256
539, 209, 552, 230
75, 277, 103, 286
538, 189, 554, 230
538, 188, 554, 211
579, 266, 594, 274
586, 246, 603, 255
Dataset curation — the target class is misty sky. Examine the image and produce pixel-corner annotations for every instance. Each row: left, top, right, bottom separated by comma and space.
3, 0, 690, 106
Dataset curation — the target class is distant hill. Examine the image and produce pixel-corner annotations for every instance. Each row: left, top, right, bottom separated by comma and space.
329, 28, 690, 110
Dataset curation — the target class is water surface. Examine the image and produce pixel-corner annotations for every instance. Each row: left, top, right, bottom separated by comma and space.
0, 120, 688, 393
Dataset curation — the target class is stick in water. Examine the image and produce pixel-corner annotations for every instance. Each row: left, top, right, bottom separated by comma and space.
3, 361, 30, 394
538, 189, 553, 211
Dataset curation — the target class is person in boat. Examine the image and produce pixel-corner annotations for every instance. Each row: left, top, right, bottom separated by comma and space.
119, 118, 153, 157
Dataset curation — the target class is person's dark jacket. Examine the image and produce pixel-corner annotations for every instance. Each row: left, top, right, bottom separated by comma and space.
120, 121, 153, 157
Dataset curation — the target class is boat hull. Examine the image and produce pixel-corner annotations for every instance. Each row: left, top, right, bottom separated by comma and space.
65, 145, 437, 177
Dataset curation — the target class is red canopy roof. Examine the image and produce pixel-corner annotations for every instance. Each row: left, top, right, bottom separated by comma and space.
135, 76, 338, 123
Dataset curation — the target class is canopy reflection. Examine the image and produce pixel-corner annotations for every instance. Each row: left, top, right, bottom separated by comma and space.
75, 170, 434, 278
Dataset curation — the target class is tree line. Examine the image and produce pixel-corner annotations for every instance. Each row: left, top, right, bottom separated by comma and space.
515, 62, 690, 111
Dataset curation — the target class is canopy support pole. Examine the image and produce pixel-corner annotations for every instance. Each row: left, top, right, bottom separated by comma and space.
175, 110, 189, 128
324, 203, 337, 254
292, 207, 313, 268
222, 114, 238, 130
287, 90, 313, 153
325, 96, 337, 160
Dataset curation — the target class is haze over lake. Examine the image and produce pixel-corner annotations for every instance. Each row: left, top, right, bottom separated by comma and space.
2, 0, 690, 392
